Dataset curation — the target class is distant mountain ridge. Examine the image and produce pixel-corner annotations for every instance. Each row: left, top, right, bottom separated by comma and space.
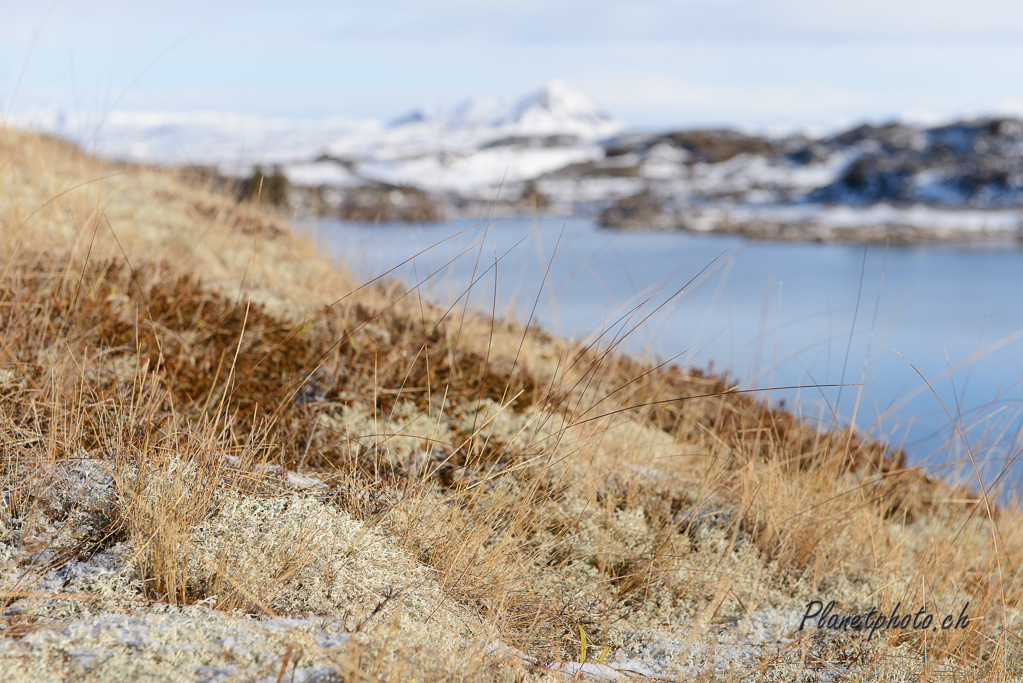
15, 83, 1023, 242
409, 80, 621, 138
322, 81, 624, 161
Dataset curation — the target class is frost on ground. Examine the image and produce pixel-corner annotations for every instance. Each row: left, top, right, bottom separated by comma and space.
0, 454, 914, 683
0, 459, 479, 682
0, 610, 352, 683
489, 608, 945, 683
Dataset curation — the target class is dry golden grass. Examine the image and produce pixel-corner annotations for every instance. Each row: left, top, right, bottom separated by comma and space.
0, 126, 1021, 681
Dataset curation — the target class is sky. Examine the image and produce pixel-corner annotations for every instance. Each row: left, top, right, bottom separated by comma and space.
3, 0, 1023, 131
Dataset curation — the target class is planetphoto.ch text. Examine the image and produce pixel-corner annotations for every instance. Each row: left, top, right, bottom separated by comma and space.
799, 601, 970, 641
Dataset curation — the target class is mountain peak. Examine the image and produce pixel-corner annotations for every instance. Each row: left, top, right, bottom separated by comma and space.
385, 82, 623, 143
507, 80, 609, 129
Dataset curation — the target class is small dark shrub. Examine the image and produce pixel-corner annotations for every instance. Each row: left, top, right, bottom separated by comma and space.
242, 165, 289, 206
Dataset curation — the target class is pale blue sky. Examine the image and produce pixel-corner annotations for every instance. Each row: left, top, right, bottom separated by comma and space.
4, 0, 1023, 130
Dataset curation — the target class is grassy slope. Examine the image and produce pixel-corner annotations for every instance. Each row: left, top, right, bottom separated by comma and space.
0, 129, 1020, 681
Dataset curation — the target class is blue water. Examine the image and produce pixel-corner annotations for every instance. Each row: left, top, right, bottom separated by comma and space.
303, 216, 1023, 496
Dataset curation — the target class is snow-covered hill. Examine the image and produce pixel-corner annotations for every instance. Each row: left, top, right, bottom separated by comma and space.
309, 80, 625, 194
326, 80, 622, 158
14, 82, 1023, 241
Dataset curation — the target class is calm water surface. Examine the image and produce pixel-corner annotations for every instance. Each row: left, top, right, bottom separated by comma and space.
304, 216, 1023, 494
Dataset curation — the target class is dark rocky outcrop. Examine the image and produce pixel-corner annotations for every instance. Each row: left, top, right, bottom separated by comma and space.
336, 182, 444, 223
807, 118, 1023, 206
658, 129, 777, 164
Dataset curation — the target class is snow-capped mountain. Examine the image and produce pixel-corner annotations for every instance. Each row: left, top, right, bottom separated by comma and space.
319, 80, 623, 160
20, 81, 620, 165
446, 79, 622, 139
309, 81, 625, 195
18, 81, 624, 198
393, 80, 621, 142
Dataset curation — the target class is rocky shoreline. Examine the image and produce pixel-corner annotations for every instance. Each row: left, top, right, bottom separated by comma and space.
280, 113, 1023, 245
31, 82, 1023, 246
598, 195, 1023, 245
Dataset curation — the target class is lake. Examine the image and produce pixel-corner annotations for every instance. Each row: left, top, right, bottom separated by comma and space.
303, 215, 1023, 497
